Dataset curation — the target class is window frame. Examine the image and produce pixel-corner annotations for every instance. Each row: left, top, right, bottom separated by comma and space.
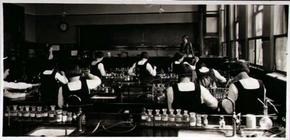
248, 5, 264, 67
273, 33, 288, 74
248, 37, 264, 68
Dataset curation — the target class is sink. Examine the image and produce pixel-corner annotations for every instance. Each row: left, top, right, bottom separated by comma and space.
28, 126, 76, 137
178, 130, 229, 138
239, 130, 266, 138
178, 126, 268, 138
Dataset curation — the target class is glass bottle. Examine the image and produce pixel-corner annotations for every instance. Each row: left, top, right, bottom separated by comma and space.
182, 110, 190, 127
161, 108, 168, 126
189, 112, 196, 127
202, 114, 208, 127
219, 116, 225, 129
146, 109, 153, 126
42, 106, 49, 122
30, 106, 36, 119
196, 114, 202, 127
36, 106, 43, 119
67, 112, 73, 122
48, 105, 56, 122
154, 109, 161, 126
56, 109, 63, 123
62, 111, 68, 123
11, 105, 18, 117
42, 106, 49, 118
175, 109, 182, 127
4, 106, 10, 117
23, 105, 30, 118
18, 106, 24, 118
141, 108, 148, 124
168, 109, 176, 126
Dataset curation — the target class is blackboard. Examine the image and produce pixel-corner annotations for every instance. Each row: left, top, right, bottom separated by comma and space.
78, 23, 198, 50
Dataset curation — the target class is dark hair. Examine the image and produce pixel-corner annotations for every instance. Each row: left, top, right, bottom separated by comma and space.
95, 52, 104, 59
173, 52, 184, 61
182, 35, 189, 39
239, 61, 250, 74
140, 52, 149, 59
45, 60, 57, 70
64, 60, 82, 78
178, 64, 192, 78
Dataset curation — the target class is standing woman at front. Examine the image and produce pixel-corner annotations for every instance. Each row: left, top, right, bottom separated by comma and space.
128, 52, 157, 84
180, 35, 194, 57
91, 51, 107, 78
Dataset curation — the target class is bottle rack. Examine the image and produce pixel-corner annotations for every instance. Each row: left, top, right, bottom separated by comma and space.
140, 108, 209, 129
4, 104, 77, 124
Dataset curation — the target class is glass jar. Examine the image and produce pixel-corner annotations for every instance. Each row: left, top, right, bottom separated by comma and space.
161, 108, 168, 126
189, 112, 196, 127
196, 114, 202, 127
62, 111, 68, 123
11, 105, 18, 117
67, 112, 73, 122
36, 106, 43, 118
219, 116, 225, 129
56, 109, 63, 122
30, 106, 36, 118
48, 105, 56, 119
182, 110, 190, 127
168, 109, 175, 126
146, 109, 153, 126
175, 109, 182, 127
18, 106, 24, 118
202, 114, 208, 127
154, 109, 161, 126
4, 106, 10, 117
42, 106, 49, 118
141, 108, 148, 121
23, 106, 30, 118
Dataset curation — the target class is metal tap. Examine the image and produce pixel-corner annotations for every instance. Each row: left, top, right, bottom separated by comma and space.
76, 107, 85, 132
66, 94, 85, 132
224, 96, 241, 137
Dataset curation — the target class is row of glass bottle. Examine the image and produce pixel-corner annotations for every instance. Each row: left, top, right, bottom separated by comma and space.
140, 108, 208, 127
4, 105, 77, 123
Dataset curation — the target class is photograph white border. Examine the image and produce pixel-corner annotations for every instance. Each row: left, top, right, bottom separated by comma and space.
0, 1, 289, 140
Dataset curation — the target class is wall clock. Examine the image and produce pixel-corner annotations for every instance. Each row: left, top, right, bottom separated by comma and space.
59, 22, 69, 32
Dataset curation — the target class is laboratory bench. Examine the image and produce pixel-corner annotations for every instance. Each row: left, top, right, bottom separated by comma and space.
2, 57, 286, 137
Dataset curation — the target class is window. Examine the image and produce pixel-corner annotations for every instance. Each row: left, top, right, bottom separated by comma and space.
221, 42, 227, 56
248, 38, 263, 66
273, 5, 288, 73
275, 37, 287, 72
254, 6, 263, 36
248, 5, 264, 66
206, 17, 218, 33
248, 39, 255, 64
255, 39, 263, 65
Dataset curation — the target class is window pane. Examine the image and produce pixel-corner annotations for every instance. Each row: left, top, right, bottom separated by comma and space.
275, 37, 288, 71
255, 12, 263, 36
256, 39, 263, 65
206, 17, 218, 33
274, 5, 287, 35
236, 41, 242, 59
223, 43, 227, 56
236, 22, 239, 39
207, 5, 219, 11
249, 40, 255, 64
247, 5, 253, 38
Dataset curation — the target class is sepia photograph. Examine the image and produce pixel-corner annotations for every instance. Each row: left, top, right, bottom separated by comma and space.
1, 0, 289, 139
